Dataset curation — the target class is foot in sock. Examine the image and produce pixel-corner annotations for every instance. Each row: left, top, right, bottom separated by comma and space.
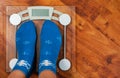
13, 21, 36, 77
38, 20, 62, 74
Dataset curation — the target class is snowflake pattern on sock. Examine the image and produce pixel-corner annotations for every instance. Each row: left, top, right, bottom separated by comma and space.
39, 60, 55, 69
17, 60, 31, 71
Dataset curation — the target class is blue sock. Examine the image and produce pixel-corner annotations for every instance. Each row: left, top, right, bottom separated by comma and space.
13, 20, 36, 78
38, 20, 62, 74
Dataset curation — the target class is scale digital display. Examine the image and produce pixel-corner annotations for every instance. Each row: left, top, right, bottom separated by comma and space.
28, 6, 54, 20
32, 9, 49, 16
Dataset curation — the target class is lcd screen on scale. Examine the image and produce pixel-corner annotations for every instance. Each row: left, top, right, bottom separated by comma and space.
32, 9, 49, 16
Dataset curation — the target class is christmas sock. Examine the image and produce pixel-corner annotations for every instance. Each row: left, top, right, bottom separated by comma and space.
38, 20, 62, 74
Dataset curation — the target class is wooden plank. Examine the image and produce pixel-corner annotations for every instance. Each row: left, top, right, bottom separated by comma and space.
0, 0, 120, 78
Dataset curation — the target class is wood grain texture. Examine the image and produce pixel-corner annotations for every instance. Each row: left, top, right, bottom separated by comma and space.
0, 0, 120, 78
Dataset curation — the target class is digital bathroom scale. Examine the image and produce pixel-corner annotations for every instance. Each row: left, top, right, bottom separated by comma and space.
6, 6, 76, 72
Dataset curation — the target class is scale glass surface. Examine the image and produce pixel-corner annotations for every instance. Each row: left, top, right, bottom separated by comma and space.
6, 6, 76, 72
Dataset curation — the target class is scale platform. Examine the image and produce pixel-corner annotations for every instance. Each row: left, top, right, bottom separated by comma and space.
6, 6, 76, 73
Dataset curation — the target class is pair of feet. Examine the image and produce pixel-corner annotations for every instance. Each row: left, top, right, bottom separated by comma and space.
13, 20, 62, 78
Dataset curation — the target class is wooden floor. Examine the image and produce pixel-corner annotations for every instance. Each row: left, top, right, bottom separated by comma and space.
0, 0, 120, 78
